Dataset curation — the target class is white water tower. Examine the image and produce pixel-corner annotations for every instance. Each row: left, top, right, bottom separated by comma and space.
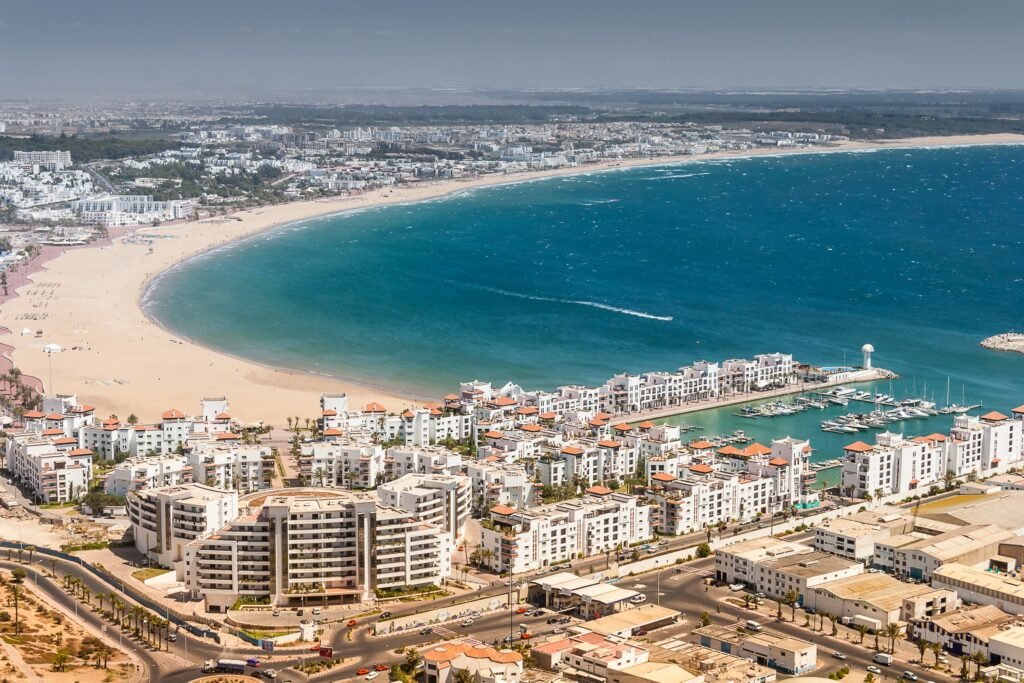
861, 343, 874, 370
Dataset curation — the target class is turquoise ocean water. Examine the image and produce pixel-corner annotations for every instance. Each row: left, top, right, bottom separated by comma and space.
144, 145, 1024, 469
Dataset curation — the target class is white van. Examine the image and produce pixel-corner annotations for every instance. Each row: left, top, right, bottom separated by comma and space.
745, 620, 763, 632
873, 653, 894, 665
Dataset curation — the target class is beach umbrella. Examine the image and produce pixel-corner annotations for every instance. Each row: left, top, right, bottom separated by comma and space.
43, 343, 63, 354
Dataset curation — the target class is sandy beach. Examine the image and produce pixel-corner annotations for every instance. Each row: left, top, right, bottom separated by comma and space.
2, 133, 1022, 426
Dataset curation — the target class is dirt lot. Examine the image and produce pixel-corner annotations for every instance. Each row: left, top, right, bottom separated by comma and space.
0, 570, 134, 683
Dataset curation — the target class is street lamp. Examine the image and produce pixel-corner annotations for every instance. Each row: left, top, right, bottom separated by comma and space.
43, 343, 62, 394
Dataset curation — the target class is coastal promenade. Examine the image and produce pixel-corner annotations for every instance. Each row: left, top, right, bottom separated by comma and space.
619, 367, 892, 424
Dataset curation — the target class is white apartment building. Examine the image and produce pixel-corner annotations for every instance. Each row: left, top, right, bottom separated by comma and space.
71, 195, 195, 227
189, 441, 272, 493
384, 445, 463, 479
184, 491, 451, 611
6, 431, 93, 503
79, 408, 196, 459
13, 150, 72, 170
127, 483, 239, 573
105, 453, 194, 496
479, 490, 654, 574
948, 412, 1023, 477
298, 439, 384, 488
465, 460, 536, 511
376, 473, 471, 540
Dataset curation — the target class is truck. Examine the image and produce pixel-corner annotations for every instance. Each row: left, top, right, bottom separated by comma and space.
852, 614, 882, 632
203, 659, 247, 674
873, 653, 894, 666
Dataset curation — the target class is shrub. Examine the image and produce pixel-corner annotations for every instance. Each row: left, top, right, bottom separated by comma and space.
0, 611, 9, 622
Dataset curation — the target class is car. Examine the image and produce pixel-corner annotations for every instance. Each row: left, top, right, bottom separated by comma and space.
547, 617, 561, 624
167, 634, 177, 642
755, 592, 766, 599
646, 548, 657, 554
831, 652, 847, 660
729, 584, 746, 592
380, 612, 392, 619
804, 607, 816, 615
312, 608, 322, 616
903, 672, 919, 682
516, 607, 528, 614
866, 667, 882, 675
373, 665, 389, 672
356, 669, 371, 676
272, 609, 280, 617
347, 619, 358, 627
420, 627, 433, 635
297, 609, 304, 616
366, 672, 379, 679
461, 619, 475, 627
264, 671, 278, 680
630, 595, 647, 604
559, 616, 571, 624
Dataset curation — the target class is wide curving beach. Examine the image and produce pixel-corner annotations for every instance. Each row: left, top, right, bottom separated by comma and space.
2, 133, 1023, 426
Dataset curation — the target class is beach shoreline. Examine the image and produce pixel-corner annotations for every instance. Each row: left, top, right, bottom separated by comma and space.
2, 133, 1023, 425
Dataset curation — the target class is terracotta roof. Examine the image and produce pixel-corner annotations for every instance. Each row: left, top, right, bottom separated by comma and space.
42, 428, 64, 436
53, 437, 77, 445
612, 423, 633, 432
595, 412, 612, 420
430, 408, 443, 416
539, 412, 557, 420
689, 464, 714, 474
743, 443, 772, 457
401, 409, 415, 418
22, 411, 44, 419
364, 402, 387, 413
161, 409, 185, 420
516, 406, 539, 415
690, 440, 714, 449
483, 430, 504, 439
321, 409, 337, 417
519, 424, 542, 433
214, 412, 232, 420
598, 439, 621, 449
651, 472, 677, 482
638, 420, 655, 429
768, 457, 789, 467
981, 411, 1008, 422
493, 396, 517, 407
489, 504, 517, 516
444, 394, 460, 400
844, 441, 874, 453
323, 428, 344, 436
588, 418, 607, 427
215, 432, 241, 441
561, 446, 584, 456
422, 642, 522, 666
45, 413, 65, 420
586, 485, 613, 496
717, 445, 745, 456
1013, 405, 1024, 414
68, 448, 93, 456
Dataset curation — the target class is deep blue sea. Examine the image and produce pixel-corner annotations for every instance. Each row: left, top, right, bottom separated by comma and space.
145, 145, 1024, 464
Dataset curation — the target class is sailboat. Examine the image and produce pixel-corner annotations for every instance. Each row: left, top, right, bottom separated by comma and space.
938, 377, 956, 414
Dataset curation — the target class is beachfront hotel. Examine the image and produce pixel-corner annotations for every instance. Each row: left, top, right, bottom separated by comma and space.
5, 430, 93, 504
182, 489, 452, 610
841, 406, 1024, 499
319, 393, 472, 447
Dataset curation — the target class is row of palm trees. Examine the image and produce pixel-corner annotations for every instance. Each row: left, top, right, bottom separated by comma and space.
0, 366, 43, 419
750, 590, 994, 681
61, 574, 172, 651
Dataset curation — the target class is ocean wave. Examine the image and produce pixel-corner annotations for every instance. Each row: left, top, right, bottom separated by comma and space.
644, 172, 712, 180
456, 282, 673, 321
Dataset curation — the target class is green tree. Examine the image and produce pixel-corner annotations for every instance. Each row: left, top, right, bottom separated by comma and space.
695, 543, 712, 558
856, 624, 868, 644
885, 622, 902, 653
699, 611, 712, 627
782, 588, 800, 621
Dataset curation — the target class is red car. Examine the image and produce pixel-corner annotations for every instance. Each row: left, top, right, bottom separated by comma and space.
347, 619, 359, 627
356, 669, 370, 676
515, 607, 527, 614
374, 665, 389, 672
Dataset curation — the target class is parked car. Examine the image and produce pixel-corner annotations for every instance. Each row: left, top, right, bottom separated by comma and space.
558, 616, 571, 624
866, 666, 882, 675
373, 665, 389, 672
420, 627, 433, 635
312, 608, 322, 616
831, 652, 847, 660
547, 617, 561, 624
380, 612, 392, 619
461, 619, 475, 627
356, 669, 370, 676
167, 634, 177, 642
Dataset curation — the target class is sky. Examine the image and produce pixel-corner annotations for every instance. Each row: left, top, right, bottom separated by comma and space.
1, 0, 1023, 98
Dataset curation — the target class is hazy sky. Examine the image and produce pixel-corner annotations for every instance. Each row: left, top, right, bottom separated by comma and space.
1, 0, 1023, 97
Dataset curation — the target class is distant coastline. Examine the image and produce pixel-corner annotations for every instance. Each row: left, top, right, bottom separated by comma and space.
2, 133, 1023, 425
981, 333, 1024, 355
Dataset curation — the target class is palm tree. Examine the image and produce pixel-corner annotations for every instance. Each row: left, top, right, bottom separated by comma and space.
885, 623, 902, 653
12, 584, 22, 635
97, 591, 107, 614
970, 651, 987, 680
856, 623, 868, 644
929, 642, 943, 667
916, 639, 927, 662
782, 589, 800, 621
742, 593, 752, 609
25, 545, 35, 565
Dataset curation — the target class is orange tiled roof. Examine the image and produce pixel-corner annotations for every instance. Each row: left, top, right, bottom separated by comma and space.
689, 464, 714, 474
586, 485, 613, 496
561, 446, 584, 455
489, 504, 516, 516
768, 457, 789, 467
690, 440, 714, 449
651, 472, 677, 482
981, 411, 1008, 422
161, 409, 185, 420
598, 439, 621, 449
364, 402, 387, 413
844, 441, 874, 453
